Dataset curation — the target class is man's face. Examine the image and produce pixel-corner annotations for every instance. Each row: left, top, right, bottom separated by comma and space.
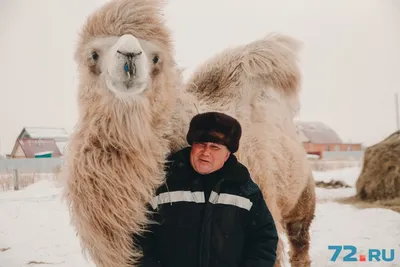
190, 141, 230, 175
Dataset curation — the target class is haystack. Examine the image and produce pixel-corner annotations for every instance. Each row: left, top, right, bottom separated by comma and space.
356, 130, 400, 200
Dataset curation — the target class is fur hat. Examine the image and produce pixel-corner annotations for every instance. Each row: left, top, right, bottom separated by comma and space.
186, 112, 242, 153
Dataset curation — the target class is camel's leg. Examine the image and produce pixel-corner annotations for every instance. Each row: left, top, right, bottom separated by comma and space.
286, 220, 312, 267
273, 239, 285, 267
283, 178, 316, 267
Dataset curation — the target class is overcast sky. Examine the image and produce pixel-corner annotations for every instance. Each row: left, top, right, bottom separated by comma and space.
0, 0, 399, 155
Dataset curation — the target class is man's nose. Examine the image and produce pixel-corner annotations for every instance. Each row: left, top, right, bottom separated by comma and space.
202, 146, 211, 155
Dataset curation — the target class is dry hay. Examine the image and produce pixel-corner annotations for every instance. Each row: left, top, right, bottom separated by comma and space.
315, 180, 351, 189
337, 196, 400, 213
27, 261, 65, 265
27, 261, 52, 265
355, 130, 400, 202
0, 171, 59, 192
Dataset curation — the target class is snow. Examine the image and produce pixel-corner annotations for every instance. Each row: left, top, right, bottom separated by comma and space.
1, 167, 400, 267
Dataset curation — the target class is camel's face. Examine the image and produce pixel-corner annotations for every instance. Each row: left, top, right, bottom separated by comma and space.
83, 34, 163, 97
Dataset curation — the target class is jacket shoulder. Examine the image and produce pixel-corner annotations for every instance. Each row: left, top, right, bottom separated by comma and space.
231, 161, 259, 197
166, 147, 190, 166
240, 179, 261, 197
162, 147, 193, 189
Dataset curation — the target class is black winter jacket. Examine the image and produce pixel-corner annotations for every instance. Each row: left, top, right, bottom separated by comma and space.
135, 147, 278, 267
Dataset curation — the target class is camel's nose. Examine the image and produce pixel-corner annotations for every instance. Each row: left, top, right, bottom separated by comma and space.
117, 50, 142, 59
112, 34, 147, 79
117, 50, 143, 78
116, 34, 144, 79
115, 34, 143, 56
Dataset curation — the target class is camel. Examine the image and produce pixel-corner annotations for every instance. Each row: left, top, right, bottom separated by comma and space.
63, 0, 316, 267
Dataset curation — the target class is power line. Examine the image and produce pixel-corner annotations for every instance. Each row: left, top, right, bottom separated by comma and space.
396, 93, 400, 131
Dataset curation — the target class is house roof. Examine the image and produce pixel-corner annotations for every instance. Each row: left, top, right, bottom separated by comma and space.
15, 139, 62, 158
55, 141, 68, 155
17, 127, 69, 142
295, 121, 342, 144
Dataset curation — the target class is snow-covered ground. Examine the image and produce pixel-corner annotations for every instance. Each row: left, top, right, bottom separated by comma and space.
1, 167, 399, 267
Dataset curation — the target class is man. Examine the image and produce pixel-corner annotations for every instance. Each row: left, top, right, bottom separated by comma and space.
135, 112, 278, 267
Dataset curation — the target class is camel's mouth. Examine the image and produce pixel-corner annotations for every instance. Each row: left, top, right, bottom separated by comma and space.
105, 71, 148, 96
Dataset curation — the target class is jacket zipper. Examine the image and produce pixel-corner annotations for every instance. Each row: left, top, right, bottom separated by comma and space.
198, 178, 224, 267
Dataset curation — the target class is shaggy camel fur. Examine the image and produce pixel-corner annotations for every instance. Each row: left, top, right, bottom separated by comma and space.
356, 130, 400, 201
64, 0, 316, 267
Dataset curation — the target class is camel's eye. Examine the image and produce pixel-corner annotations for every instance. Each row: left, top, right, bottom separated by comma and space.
152, 55, 159, 64
91, 51, 99, 61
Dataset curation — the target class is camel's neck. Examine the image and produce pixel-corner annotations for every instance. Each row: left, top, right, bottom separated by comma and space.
78, 97, 166, 157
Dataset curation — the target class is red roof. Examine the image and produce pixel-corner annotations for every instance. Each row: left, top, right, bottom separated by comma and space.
17, 138, 62, 158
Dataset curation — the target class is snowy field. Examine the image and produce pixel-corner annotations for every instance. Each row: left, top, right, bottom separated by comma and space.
1, 167, 399, 267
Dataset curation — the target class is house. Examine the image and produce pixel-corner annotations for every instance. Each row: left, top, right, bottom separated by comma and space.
9, 127, 69, 158
295, 121, 362, 159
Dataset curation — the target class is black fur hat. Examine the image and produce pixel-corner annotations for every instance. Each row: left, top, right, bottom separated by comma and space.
186, 112, 242, 153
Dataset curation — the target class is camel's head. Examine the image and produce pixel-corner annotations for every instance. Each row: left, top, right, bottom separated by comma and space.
81, 34, 162, 96
75, 0, 177, 99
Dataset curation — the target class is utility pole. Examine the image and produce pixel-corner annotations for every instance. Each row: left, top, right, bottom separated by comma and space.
396, 93, 400, 131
